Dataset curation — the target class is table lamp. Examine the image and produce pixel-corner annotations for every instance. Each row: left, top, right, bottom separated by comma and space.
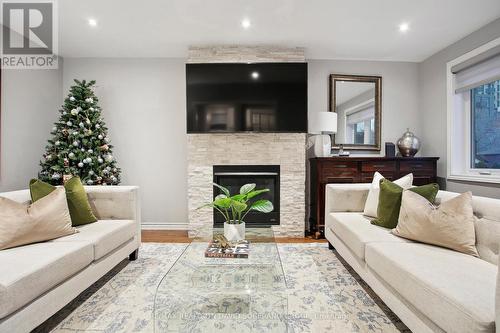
309, 111, 337, 157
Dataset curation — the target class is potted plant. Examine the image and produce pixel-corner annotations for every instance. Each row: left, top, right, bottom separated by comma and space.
199, 183, 274, 241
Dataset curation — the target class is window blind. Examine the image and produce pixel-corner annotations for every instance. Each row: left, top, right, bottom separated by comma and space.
453, 45, 500, 93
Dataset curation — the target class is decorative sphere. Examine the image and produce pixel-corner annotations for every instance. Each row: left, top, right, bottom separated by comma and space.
71, 109, 78, 115
97, 158, 103, 163
78, 162, 84, 168
86, 157, 92, 163
89, 170, 94, 175
79, 122, 84, 128
67, 121, 72, 126
83, 159, 89, 164
88, 149, 93, 153
397, 128, 421, 157
113, 168, 117, 172
72, 141, 79, 146
80, 148, 85, 152
111, 176, 117, 182
69, 96, 75, 101
68, 152, 75, 158
98, 135, 103, 140
95, 124, 100, 129
89, 107, 94, 111
106, 166, 111, 171
55, 141, 60, 146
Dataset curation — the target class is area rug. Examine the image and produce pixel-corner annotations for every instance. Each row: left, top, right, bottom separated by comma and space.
35, 243, 410, 333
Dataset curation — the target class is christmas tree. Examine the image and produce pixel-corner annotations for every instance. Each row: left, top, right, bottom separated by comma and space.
39, 79, 121, 185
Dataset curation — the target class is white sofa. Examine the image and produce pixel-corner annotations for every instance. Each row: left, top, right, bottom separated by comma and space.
0, 186, 140, 332
325, 183, 499, 333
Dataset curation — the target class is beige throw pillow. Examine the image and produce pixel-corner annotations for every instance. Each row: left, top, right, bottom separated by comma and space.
363, 172, 413, 218
0, 187, 77, 250
393, 190, 479, 257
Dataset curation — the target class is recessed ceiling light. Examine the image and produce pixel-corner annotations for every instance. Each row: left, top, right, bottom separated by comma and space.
251, 71, 259, 79
88, 18, 98, 27
241, 18, 251, 29
399, 22, 409, 33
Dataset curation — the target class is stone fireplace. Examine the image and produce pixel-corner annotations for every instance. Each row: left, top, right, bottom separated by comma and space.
187, 133, 306, 237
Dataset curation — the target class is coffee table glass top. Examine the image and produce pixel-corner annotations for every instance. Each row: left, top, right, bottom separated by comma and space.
154, 227, 288, 332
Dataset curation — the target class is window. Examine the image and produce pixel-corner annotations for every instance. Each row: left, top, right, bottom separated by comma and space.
447, 37, 500, 183
471, 80, 500, 169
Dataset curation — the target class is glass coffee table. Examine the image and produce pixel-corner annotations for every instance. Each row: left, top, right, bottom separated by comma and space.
154, 227, 288, 332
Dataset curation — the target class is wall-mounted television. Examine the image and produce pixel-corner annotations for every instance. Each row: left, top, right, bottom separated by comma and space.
186, 62, 307, 133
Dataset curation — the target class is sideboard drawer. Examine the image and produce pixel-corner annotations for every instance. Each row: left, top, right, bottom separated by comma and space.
400, 160, 434, 172
361, 172, 395, 182
361, 161, 396, 172
322, 161, 358, 171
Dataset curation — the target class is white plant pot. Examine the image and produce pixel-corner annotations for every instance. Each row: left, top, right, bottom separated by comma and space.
223, 221, 246, 242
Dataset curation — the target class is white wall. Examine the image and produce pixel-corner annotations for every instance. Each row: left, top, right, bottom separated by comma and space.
62, 58, 187, 226
418, 18, 500, 198
308, 60, 420, 155
0, 66, 62, 192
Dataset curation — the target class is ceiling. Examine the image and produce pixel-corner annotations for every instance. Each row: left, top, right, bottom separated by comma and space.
59, 0, 500, 62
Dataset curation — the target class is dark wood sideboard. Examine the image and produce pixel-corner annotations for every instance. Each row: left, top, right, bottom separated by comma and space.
308, 156, 439, 238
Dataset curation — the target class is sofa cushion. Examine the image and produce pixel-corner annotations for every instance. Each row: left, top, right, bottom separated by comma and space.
0, 241, 93, 319
328, 212, 410, 260
365, 242, 496, 333
52, 220, 135, 260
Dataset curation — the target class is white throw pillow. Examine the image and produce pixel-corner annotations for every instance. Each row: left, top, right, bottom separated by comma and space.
363, 172, 413, 218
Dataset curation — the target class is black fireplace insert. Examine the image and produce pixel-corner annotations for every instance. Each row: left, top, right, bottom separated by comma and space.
213, 165, 280, 227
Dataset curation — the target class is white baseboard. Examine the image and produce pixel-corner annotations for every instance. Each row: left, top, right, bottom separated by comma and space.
141, 222, 188, 230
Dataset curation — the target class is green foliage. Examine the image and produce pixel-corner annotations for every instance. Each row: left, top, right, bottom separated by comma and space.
38, 79, 121, 185
198, 183, 274, 224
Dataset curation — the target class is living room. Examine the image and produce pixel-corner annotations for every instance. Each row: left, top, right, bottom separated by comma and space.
1, 1, 500, 332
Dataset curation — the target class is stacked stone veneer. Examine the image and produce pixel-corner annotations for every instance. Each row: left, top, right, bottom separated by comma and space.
188, 133, 306, 237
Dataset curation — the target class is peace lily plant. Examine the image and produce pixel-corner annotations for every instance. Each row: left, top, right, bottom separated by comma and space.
199, 183, 274, 241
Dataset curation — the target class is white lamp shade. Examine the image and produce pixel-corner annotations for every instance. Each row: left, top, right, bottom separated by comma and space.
309, 111, 337, 134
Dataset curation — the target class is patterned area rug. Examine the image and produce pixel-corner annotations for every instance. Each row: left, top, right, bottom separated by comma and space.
35, 243, 410, 333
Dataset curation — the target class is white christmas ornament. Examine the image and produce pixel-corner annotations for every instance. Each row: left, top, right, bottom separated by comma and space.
95, 124, 100, 129
73, 141, 79, 146
67, 121, 73, 126
86, 119, 91, 125
89, 170, 94, 175
69, 96, 75, 101
89, 107, 95, 111
85, 98, 94, 103
78, 162, 84, 168
68, 152, 75, 158
98, 135, 103, 140
52, 173, 61, 180
88, 149, 93, 153
97, 157, 103, 163
105, 154, 114, 162
81, 148, 85, 152
55, 141, 60, 146
86, 157, 92, 163
79, 122, 84, 128
71, 109, 78, 115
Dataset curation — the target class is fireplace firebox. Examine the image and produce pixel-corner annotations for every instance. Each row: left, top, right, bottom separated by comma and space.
213, 165, 280, 227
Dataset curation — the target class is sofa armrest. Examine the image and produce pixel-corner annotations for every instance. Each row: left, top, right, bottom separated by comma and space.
325, 183, 370, 214
84, 186, 141, 243
496, 253, 499, 333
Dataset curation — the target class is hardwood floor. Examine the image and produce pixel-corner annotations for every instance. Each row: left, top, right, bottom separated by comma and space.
141, 230, 327, 243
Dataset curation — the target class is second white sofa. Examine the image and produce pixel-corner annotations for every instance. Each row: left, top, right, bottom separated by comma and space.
0, 186, 141, 332
325, 183, 499, 333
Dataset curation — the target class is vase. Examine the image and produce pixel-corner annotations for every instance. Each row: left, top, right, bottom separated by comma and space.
397, 128, 421, 157
223, 221, 245, 242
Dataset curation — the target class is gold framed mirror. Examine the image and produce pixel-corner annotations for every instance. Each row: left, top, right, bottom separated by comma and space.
329, 74, 382, 151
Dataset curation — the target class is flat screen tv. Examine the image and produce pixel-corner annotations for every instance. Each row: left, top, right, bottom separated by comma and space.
186, 62, 307, 133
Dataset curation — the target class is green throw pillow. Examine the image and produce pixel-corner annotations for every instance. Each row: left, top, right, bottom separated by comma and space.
29, 177, 97, 226
371, 179, 439, 229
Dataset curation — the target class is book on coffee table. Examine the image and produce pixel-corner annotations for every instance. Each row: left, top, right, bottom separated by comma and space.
205, 240, 250, 258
